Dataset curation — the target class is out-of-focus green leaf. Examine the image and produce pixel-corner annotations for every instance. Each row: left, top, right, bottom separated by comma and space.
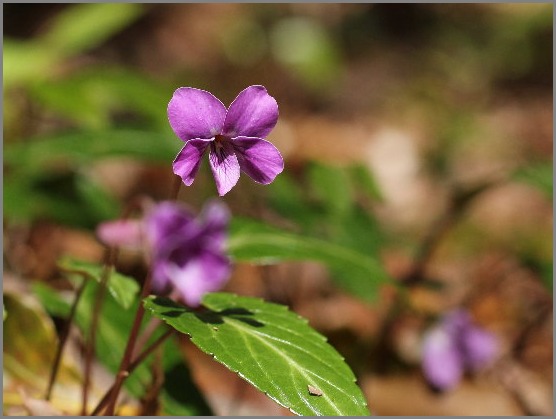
4, 129, 178, 177
145, 293, 371, 416
3, 174, 37, 223
349, 164, 384, 203
4, 5, 143, 89
31, 282, 74, 319
57, 257, 139, 310
33, 281, 210, 414
307, 162, 353, 217
267, 173, 317, 229
42, 3, 144, 56
3, 292, 77, 394
75, 174, 120, 221
4, 170, 121, 227
3, 40, 59, 87
334, 206, 383, 257
271, 17, 342, 91
229, 218, 390, 301
29, 67, 170, 130
513, 162, 552, 199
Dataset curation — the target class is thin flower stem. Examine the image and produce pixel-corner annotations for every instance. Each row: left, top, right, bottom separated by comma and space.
45, 276, 88, 401
132, 317, 163, 360
93, 177, 181, 415
91, 327, 174, 416
81, 247, 118, 415
102, 270, 153, 416
81, 196, 144, 414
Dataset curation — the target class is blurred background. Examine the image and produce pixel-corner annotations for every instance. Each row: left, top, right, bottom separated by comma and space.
3, 3, 553, 416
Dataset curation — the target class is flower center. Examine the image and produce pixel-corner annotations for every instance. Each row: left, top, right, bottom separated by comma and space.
214, 134, 227, 143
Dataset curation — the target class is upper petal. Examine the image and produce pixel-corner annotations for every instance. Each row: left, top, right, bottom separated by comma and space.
223, 85, 278, 138
208, 142, 241, 196
168, 87, 226, 141
232, 136, 284, 184
172, 139, 212, 186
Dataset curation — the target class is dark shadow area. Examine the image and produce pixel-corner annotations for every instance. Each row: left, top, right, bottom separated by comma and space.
149, 296, 264, 328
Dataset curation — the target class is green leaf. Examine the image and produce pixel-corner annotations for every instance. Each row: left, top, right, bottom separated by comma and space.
3, 291, 79, 393
144, 293, 371, 416
4, 129, 179, 176
228, 218, 390, 301
42, 4, 144, 56
29, 67, 171, 130
33, 281, 212, 414
57, 257, 139, 309
349, 164, 384, 203
267, 173, 317, 229
513, 162, 552, 199
307, 161, 353, 217
3, 40, 59, 87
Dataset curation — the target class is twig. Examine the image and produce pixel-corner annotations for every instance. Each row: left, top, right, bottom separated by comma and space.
81, 247, 119, 415
102, 270, 153, 416
45, 276, 88, 401
91, 328, 174, 416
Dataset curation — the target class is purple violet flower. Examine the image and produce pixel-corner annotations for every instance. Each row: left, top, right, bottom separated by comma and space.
97, 200, 231, 307
422, 309, 498, 392
168, 85, 284, 196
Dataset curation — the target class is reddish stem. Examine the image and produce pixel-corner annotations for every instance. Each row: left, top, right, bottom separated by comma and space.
45, 277, 87, 401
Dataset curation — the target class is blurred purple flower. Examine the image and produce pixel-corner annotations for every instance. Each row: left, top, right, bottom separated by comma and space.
168, 85, 284, 196
422, 309, 498, 391
97, 200, 231, 307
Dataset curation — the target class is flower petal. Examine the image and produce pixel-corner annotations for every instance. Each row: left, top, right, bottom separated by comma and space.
172, 139, 211, 186
223, 85, 278, 138
165, 251, 231, 307
199, 200, 230, 247
208, 142, 241, 196
232, 136, 284, 184
145, 201, 196, 249
96, 220, 143, 249
422, 327, 464, 391
168, 87, 226, 141
462, 325, 498, 371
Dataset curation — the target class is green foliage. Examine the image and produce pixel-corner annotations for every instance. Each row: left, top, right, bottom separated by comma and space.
229, 217, 390, 302
57, 258, 140, 309
307, 161, 353, 217
41, 4, 144, 57
4, 128, 177, 226
263, 162, 388, 301
28, 67, 171, 131
4, 129, 177, 176
144, 293, 371, 416
270, 17, 343, 92
3, 293, 59, 392
4, 4, 144, 88
32, 281, 212, 415
513, 162, 552, 199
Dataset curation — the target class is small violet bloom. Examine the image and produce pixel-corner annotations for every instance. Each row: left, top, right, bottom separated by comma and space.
422, 309, 499, 392
168, 85, 284, 196
97, 200, 231, 307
